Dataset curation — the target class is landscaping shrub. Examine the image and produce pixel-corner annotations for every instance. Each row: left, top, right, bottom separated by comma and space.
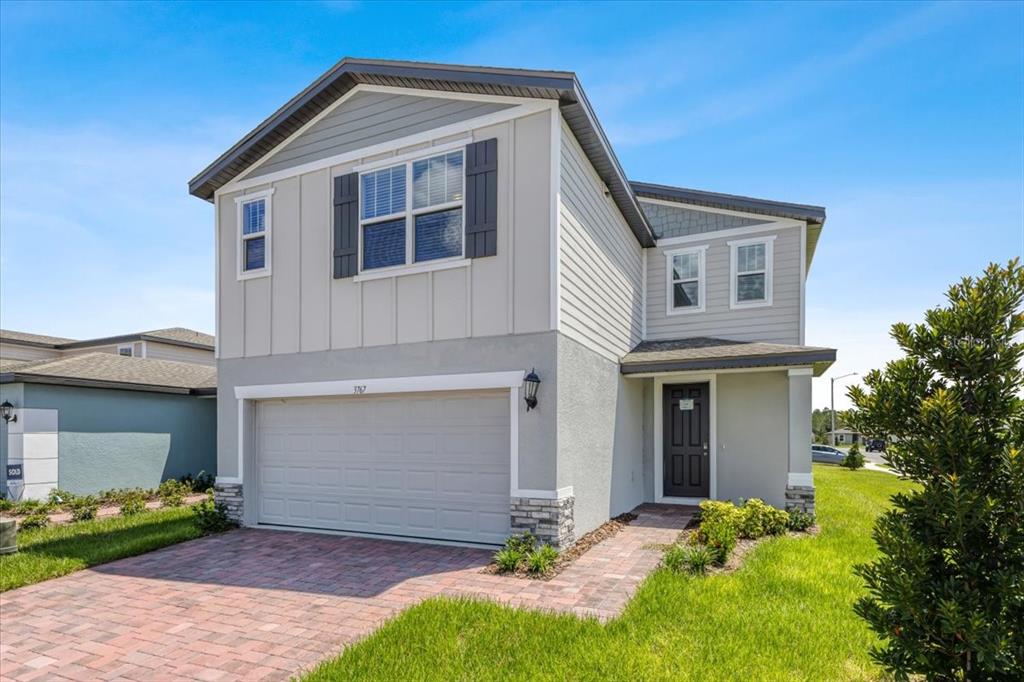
47, 488, 77, 507
842, 442, 865, 470
19, 512, 50, 530
738, 498, 789, 538
0, 499, 13, 513
786, 508, 815, 532
664, 544, 716, 575
526, 545, 559, 574
68, 496, 100, 522
10, 499, 50, 517
181, 470, 215, 493
191, 498, 236, 534
850, 259, 1024, 679
504, 531, 537, 555
119, 490, 148, 516
701, 517, 737, 566
494, 547, 526, 573
157, 479, 190, 507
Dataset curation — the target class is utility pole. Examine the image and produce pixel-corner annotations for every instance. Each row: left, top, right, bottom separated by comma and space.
831, 372, 858, 446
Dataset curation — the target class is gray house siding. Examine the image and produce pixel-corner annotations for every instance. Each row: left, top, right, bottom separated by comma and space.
646, 224, 803, 344
641, 199, 770, 239
244, 91, 514, 180
558, 118, 643, 361
144, 341, 215, 366
218, 111, 553, 360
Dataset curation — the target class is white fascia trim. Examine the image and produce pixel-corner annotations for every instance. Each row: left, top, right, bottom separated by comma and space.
234, 370, 527, 400
235, 188, 275, 281
799, 222, 807, 344
788, 367, 813, 376
625, 365, 810, 379
728, 235, 775, 310
351, 137, 472, 173
549, 108, 562, 331
664, 244, 707, 316
788, 472, 814, 487
512, 486, 574, 500
639, 196, 806, 225
218, 99, 557, 195
352, 257, 470, 283
655, 220, 799, 248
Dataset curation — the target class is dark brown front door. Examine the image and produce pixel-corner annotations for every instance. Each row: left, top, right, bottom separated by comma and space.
663, 383, 710, 498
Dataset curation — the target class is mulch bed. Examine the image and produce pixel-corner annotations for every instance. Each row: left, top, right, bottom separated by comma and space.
673, 524, 819, 575
482, 512, 639, 581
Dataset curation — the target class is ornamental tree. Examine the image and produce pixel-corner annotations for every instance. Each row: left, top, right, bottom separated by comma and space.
848, 259, 1024, 680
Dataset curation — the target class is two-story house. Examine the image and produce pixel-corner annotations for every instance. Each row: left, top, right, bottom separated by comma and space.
189, 59, 835, 548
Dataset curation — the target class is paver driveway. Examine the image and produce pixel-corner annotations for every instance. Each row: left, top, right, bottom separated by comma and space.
0, 504, 691, 681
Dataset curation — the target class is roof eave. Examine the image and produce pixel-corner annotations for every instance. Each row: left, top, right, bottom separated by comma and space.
0, 371, 216, 395
631, 181, 826, 227
619, 350, 837, 376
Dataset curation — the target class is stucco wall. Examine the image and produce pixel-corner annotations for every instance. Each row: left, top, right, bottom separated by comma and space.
556, 334, 644, 536
22, 384, 216, 495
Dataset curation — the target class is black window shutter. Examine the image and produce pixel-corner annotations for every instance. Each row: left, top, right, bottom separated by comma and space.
333, 172, 359, 278
464, 138, 498, 258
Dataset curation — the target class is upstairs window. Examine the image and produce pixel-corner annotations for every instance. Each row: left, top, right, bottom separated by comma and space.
235, 189, 273, 280
729, 236, 774, 308
359, 150, 464, 271
665, 245, 707, 315
117, 344, 134, 357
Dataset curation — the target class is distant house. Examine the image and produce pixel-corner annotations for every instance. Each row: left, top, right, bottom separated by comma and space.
0, 328, 216, 500
827, 428, 860, 445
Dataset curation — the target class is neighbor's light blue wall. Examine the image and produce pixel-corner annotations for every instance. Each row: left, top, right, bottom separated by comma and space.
22, 384, 216, 494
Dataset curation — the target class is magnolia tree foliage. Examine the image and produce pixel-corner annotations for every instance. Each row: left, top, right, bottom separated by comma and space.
848, 260, 1024, 680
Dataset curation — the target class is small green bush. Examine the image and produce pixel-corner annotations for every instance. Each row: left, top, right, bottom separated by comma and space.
787, 508, 815, 532
157, 479, 190, 507
119, 490, 148, 516
10, 499, 50, 516
180, 470, 216, 493
69, 495, 100, 522
20, 512, 51, 530
842, 442, 865, 470
663, 545, 689, 573
0, 499, 13, 513
526, 545, 559, 574
494, 547, 526, 573
664, 544, 716, 575
191, 498, 236, 534
701, 517, 738, 566
503, 531, 537, 555
738, 498, 789, 538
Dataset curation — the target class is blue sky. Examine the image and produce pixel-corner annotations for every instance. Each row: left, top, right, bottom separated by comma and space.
1, 1, 1021, 407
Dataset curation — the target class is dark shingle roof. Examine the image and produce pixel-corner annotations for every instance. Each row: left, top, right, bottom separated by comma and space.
621, 337, 835, 376
188, 57, 656, 247
632, 182, 826, 226
0, 353, 216, 394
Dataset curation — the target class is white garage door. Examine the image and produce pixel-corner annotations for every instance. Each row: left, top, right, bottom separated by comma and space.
256, 390, 511, 545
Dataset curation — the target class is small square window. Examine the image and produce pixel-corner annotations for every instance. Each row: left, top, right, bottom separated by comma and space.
117, 345, 133, 357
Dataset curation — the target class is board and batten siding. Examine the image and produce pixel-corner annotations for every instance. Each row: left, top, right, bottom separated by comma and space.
558, 119, 643, 361
243, 91, 515, 181
645, 216, 803, 345
217, 111, 553, 359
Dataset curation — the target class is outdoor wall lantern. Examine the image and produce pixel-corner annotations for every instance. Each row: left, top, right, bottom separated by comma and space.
0, 401, 16, 424
523, 369, 541, 411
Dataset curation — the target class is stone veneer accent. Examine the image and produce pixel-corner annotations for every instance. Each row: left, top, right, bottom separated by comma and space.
214, 482, 244, 523
785, 485, 815, 515
510, 495, 575, 549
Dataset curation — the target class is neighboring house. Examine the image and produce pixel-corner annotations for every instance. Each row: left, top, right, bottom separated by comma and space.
189, 58, 836, 548
0, 328, 217, 500
827, 428, 860, 445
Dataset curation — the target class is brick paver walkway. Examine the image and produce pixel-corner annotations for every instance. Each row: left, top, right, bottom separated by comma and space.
0, 504, 691, 681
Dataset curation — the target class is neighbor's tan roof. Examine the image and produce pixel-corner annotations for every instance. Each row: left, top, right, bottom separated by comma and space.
140, 327, 215, 347
0, 352, 216, 393
0, 329, 77, 346
620, 337, 836, 375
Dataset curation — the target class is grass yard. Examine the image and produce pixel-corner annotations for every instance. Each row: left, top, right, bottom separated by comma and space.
0, 506, 201, 592
305, 465, 909, 681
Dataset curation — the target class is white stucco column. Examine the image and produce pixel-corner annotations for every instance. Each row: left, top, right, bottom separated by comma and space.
787, 368, 813, 482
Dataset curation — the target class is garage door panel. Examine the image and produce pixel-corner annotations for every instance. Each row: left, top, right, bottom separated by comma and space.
257, 391, 511, 545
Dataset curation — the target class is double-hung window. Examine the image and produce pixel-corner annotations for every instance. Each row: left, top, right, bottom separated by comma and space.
729, 236, 774, 308
235, 189, 274, 280
665, 245, 707, 315
359, 149, 464, 271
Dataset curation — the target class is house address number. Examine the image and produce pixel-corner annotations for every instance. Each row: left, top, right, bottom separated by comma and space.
353, 385, 367, 394
679, 399, 694, 411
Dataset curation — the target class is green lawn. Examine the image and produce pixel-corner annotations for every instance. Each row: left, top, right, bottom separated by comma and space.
305, 465, 908, 681
0, 506, 201, 592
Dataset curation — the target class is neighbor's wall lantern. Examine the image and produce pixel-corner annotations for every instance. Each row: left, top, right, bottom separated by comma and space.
0, 401, 16, 424
523, 369, 541, 411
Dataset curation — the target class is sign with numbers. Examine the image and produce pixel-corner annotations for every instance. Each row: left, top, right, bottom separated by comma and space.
679, 399, 694, 411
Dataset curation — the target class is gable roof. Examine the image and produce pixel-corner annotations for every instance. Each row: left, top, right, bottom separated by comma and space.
0, 353, 216, 395
1, 327, 214, 351
188, 57, 656, 247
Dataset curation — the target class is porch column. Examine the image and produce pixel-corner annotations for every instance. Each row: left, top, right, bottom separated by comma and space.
786, 368, 815, 514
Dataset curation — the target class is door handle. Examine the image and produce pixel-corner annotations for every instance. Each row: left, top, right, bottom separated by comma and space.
702, 442, 709, 456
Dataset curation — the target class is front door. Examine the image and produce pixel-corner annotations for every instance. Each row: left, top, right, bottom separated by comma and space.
663, 383, 710, 498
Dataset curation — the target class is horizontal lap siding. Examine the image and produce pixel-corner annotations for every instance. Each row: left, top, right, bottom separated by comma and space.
245, 92, 514, 180
558, 119, 643, 361
646, 226, 802, 344
143, 342, 215, 366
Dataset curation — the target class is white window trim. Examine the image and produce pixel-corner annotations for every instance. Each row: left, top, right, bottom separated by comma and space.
728, 235, 775, 309
116, 344, 134, 358
357, 149, 466, 276
235, 189, 274, 281
665, 245, 708, 316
